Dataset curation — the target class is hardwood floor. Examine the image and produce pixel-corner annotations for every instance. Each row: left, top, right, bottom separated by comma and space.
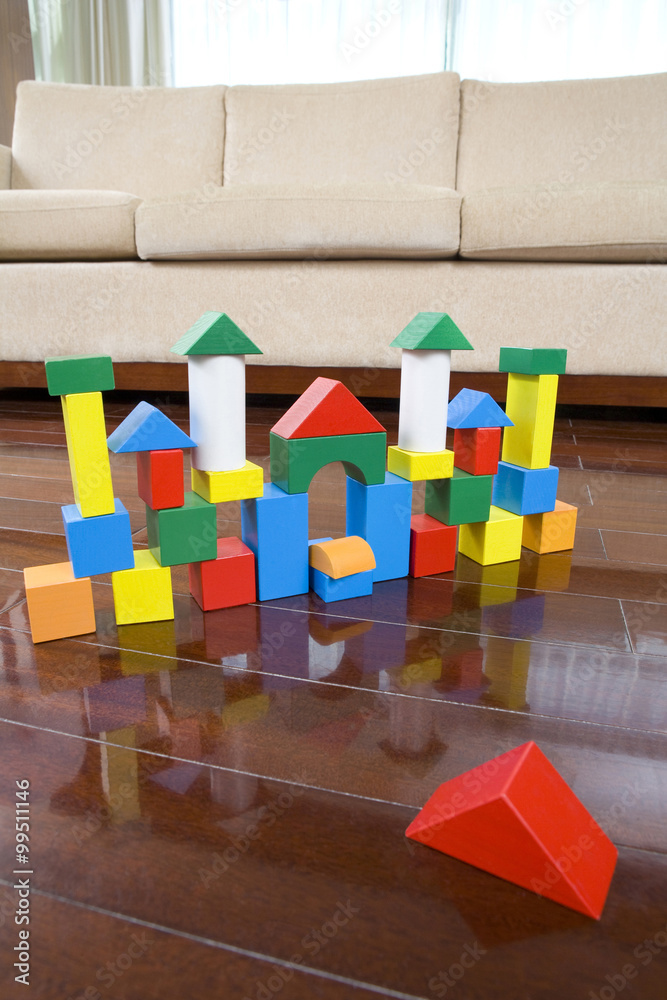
0, 393, 666, 1000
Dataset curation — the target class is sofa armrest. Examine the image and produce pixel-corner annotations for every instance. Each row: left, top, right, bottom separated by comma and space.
0, 145, 12, 189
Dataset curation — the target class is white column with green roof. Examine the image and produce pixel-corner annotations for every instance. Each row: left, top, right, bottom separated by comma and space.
171, 312, 262, 473
391, 313, 474, 453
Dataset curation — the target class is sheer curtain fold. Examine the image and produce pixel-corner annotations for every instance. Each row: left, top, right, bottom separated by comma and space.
29, 0, 173, 86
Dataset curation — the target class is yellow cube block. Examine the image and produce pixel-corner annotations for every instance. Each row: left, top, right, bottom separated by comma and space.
191, 461, 264, 503
522, 500, 577, 553
387, 445, 454, 482
62, 392, 115, 517
459, 506, 524, 565
111, 549, 174, 625
501, 373, 558, 469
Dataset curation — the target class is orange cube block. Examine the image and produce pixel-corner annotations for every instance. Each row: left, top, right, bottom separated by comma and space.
522, 500, 577, 554
23, 561, 96, 643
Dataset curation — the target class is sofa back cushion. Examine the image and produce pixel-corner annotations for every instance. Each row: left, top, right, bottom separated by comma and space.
456, 73, 667, 191
11, 81, 226, 199
223, 72, 460, 187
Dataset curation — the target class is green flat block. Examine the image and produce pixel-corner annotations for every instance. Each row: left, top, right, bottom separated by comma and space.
45, 355, 114, 396
499, 348, 567, 375
146, 491, 217, 566
425, 469, 493, 526
270, 431, 387, 494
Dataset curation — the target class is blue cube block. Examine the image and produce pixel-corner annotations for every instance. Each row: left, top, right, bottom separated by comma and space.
492, 461, 559, 516
241, 482, 309, 600
309, 565, 374, 603
62, 498, 134, 578
346, 472, 412, 582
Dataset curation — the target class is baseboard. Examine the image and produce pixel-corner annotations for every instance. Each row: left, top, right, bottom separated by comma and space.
0, 361, 664, 408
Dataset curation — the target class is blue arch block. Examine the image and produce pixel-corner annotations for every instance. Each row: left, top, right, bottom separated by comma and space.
241, 483, 309, 600
346, 472, 413, 582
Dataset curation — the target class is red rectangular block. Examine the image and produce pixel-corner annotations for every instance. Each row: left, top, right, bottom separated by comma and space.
137, 449, 184, 510
454, 427, 501, 476
189, 536, 256, 612
409, 513, 457, 578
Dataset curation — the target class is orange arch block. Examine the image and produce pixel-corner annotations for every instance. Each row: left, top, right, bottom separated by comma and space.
271, 377, 385, 439
406, 741, 617, 919
308, 536, 376, 580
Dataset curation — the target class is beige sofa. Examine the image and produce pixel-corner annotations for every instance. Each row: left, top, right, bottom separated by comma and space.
0, 72, 665, 401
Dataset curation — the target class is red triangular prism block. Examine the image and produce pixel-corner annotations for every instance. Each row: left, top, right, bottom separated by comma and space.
406, 742, 617, 919
270, 377, 386, 439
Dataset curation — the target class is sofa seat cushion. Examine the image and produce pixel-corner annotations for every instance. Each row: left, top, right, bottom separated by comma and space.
0, 190, 140, 260
135, 183, 461, 260
460, 182, 667, 261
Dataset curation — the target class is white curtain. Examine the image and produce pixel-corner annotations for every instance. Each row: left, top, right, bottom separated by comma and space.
29, 0, 173, 86
446, 0, 667, 82
171, 0, 448, 86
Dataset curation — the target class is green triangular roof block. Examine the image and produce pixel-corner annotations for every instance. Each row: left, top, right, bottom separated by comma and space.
170, 312, 263, 356
390, 313, 473, 351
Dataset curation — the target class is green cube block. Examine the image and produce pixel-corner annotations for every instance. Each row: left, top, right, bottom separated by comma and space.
146, 492, 217, 566
425, 469, 493, 526
270, 431, 386, 494
498, 348, 567, 376
45, 355, 115, 396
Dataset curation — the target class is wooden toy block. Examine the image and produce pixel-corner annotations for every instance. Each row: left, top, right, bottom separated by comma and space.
170, 311, 263, 356
270, 430, 386, 495
522, 500, 578, 553
309, 565, 374, 603
406, 741, 617, 919
137, 449, 184, 510
425, 469, 493, 527
107, 401, 195, 453
454, 427, 502, 476
502, 373, 558, 470
188, 353, 247, 472
146, 491, 217, 566
499, 347, 567, 375
61, 391, 115, 517
271, 377, 385, 439
409, 514, 457, 577
390, 312, 473, 352
23, 561, 96, 643
492, 461, 559, 516
308, 536, 376, 579
346, 471, 413, 582
458, 506, 524, 565
111, 549, 174, 625
241, 483, 309, 600
62, 498, 134, 578
447, 388, 513, 429
45, 354, 114, 396
387, 445, 454, 482
188, 536, 256, 611
190, 461, 263, 503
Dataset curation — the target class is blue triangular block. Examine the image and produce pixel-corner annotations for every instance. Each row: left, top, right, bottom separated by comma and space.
107, 401, 197, 453
448, 389, 514, 429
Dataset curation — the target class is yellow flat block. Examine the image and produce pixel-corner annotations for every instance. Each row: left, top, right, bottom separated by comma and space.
24, 560, 96, 643
111, 549, 174, 626
309, 535, 376, 579
522, 499, 577, 553
387, 445, 454, 482
459, 506, 523, 565
501, 373, 558, 469
62, 392, 115, 517
191, 461, 263, 503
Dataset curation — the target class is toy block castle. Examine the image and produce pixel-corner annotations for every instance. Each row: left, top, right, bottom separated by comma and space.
23, 311, 578, 642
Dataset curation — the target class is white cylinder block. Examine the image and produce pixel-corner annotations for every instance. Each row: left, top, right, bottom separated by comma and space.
188, 354, 246, 471
397, 349, 451, 453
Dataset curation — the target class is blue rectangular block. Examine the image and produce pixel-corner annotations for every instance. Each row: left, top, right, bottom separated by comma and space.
309, 565, 374, 603
241, 482, 309, 600
62, 498, 134, 578
492, 461, 559, 516
346, 472, 412, 582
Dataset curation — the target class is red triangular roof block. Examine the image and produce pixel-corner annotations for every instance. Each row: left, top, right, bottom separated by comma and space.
271, 377, 386, 439
406, 742, 617, 919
